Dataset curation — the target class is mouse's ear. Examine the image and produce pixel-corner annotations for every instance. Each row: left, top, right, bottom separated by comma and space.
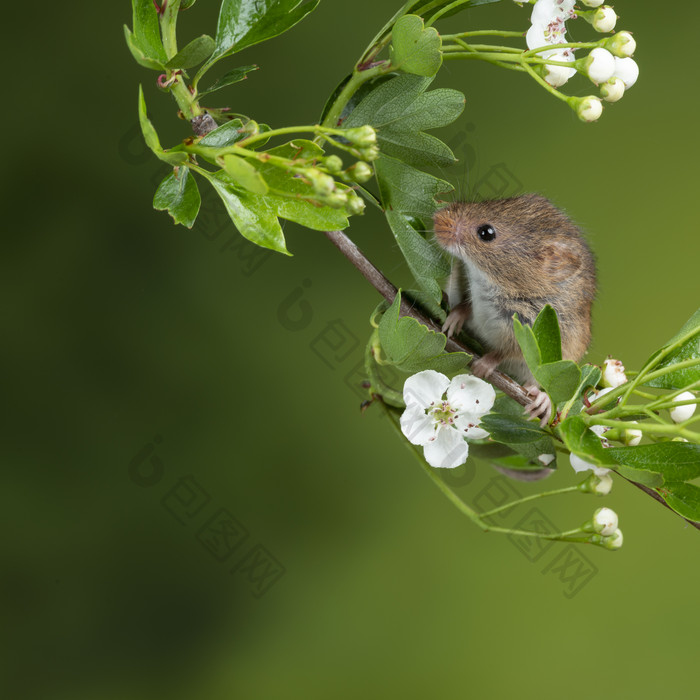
536, 240, 582, 282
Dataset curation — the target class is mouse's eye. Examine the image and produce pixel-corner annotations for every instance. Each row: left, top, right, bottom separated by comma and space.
477, 224, 496, 242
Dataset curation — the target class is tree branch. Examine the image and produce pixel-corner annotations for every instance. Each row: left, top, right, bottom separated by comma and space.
324, 228, 700, 533
324, 229, 531, 407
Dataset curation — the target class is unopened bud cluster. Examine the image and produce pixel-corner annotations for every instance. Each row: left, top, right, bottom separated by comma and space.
521, 0, 638, 121
582, 507, 624, 550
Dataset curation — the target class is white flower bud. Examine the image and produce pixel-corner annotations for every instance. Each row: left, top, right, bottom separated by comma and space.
613, 57, 639, 88
604, 528, 624, 550
670, 392, 697, 424
592, 6, 617, 33
602, 357, 627, 388
592, 473, 614, 496
324, 191, 348, 208
593, 507, 618, 536
606, 31, 636, 58
580, 472, 614, 495
583, 48, 616, 84
580, 0, 604, 6
623, 422, 642, 446
600, 77, 625, 102
306, 168, 335, 196
346, 161, 373, 183
574, 96, 603, 122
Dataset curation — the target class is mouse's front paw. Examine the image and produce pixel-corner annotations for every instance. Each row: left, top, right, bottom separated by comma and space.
470, 352, 502, 381
524, 385, 553, 427
441, 302, 472, 338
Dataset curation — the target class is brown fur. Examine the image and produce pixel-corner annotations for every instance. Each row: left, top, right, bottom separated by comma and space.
434, 194, 596, 364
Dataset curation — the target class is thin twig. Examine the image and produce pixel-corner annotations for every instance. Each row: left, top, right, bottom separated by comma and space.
323, 229, 531, 406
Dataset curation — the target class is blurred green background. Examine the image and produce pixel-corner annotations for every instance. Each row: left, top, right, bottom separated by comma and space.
3, 1, 699, 698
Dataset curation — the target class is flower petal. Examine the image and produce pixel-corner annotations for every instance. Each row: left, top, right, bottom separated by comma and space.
423, 427, 469, 469
403, 370, 449, 410
454, 415, 490, 441
447, 375, 496, 416
400, 407, 436, 446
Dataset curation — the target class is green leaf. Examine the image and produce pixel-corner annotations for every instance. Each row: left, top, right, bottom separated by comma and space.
165, 34, 216, 68
645, 307, 700, 390
390, 14, 442, 77
513, 315, 541, 372
199, 119, 246, 147
344, 74, 464, 168
658, 482, 700, 522
138, 86, 188, 166
608, 443, 700, 483
558, 416, 617, 468
343, 74, 463, 301
534, 360, 581, 405
199, 65, 258, 97
124, 26, 165, 70
202, 172, 289, 254
153, 168, 201, 228
130, 0, 167, 65
564, 364, 603, 417
221, 155, 269, 195
481, 411, 557, 466
378, 291, 470, 373
480, 414, 550, 445
212, 0, 320, 61
533, 305, 562, 364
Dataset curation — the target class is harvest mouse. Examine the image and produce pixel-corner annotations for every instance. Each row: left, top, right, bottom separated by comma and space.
433, 194, 596, 424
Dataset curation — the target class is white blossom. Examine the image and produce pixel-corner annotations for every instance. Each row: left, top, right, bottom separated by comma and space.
526, 1, 577, 87
592, 6, 617, 33
613, 57, 639, 88
584, 48, 616, 84
670, 392, 697, 424
401, 370, 495, 469
602, 357, 627, 387
593, 507, 618, 536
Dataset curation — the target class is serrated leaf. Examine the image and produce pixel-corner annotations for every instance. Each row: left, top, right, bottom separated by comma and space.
138, 86, 188, 166
480, 414, 550, 445
130, 0, 167, 65
153, 168, 201, 228
199, 65, 258, 97
212, 0, 320, 61
645, 307, 700, 390
221, 155, 269, 194
533, 305, 562, 364
608, 443, 700, 482
534, 360, 581, 405
378, 291, 470, 373
390, 14, 442, 77
124, 26, 165, 70
657, 482, 700, 522
344, 74, 464, 168
166, 34, 216, 68
202, 172, 289, 254
613, 464, 664, 488
564, 363, 603, 416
